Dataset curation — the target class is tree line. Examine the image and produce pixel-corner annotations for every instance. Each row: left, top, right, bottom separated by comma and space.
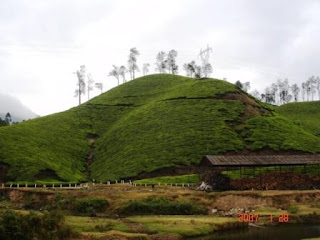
74, 46, 214, 105
74, 46, 319, 106
239, 76, 320, 105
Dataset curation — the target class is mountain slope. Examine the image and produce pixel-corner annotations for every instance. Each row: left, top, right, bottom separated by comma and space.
0, 74, 319, 182
276, 101, 320, 137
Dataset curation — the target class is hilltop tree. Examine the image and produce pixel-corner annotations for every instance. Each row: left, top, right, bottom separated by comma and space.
183, 61, 199, 78
235, 81, 250, 92
5, 112, 12, 125
301, 82, 306, 102
167, 49, 178, 74
95, 82, 103, 94
142, 63, 150, 76
119, 65, 127, 83
87, 73, 94, 100
291, 83, 300, 102
155, 51, 167, 73
109, 65, 121, 86
74, 65, 86, 105
235, 80, 243, 89
128, 47, 140, 80
250, 90, 260, 100
316, 76, 320, 100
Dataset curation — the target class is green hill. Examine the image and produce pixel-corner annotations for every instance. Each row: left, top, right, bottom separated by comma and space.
276, 101, 320, 137
0, 74, 320, 182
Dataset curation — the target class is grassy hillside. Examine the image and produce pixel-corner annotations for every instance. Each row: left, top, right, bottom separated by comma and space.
0, 74, 320, 182
277, 101, 320, 137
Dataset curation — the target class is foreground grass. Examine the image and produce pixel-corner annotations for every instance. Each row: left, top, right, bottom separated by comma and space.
65, 215, 131, 233
126, 215, 238, 237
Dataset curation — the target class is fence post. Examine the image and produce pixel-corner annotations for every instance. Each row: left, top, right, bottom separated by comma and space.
69, 183, 71, 188
35, 183, 37, 188
60, 184, 62, 188
145, 184, 147, 187
115, 180, 118, 184
25, 184, 28, 188
52, 184, 55, 189
17, 184, 19, 188
1, 183, 4, 188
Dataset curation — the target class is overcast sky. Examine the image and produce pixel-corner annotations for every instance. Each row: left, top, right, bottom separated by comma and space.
0, 0, 319, 116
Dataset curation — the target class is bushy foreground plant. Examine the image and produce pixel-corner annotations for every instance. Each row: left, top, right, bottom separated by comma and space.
73, 198, 109, 216
0, 210, 77, 240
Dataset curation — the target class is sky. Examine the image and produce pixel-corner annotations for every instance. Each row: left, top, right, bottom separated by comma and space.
0, 0, 320, 116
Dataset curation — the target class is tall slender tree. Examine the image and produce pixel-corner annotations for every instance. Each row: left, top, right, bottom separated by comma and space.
155, 51, 167, 73
109, 65, 121, 86
142, 63, 150, 76
87, 73, 94, 100
119, 65, 127, 83
167, 49, 178, 74
128, 48, 139, 80
74, 65, 86, 105
291, 83, 300, 102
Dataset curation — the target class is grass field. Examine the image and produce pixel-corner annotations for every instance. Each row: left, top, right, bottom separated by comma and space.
134, 174, 200, 184
126, 215, 238, 237
277, 101, 320, 137
0, 74, 320, 182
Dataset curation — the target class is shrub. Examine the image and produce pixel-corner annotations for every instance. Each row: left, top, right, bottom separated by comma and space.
74, 198, 109, 215
287, 205, 300, 214
120, 197, 206, 215
0, 210, 77, 240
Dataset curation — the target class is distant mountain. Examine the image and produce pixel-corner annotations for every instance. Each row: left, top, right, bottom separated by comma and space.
0, 93, 38, 122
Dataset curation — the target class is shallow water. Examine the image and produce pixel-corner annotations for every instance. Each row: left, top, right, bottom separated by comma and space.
190, 224, 320, 240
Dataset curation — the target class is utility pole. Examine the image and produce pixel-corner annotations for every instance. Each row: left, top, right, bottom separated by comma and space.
198, 44, 213, 78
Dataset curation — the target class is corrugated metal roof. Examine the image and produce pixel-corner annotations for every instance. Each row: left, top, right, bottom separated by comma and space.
202, 155, 320, 166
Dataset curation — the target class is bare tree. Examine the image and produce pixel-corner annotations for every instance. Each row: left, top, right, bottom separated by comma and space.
316, 76, 320, 100
119, 65, 127, 83
142, 63, 150, 76
250, 90, 261, 100
128, 47, 140, 80
301, 82, 306, 101
167, 49, 178, 74
291, 83, 300, 102
270, 83, 278, 105
95, 82, 103, 94
87, 73, 94, 100
308, 76, 317, 101
109, 65, 120, 86
155, 51, 167, 73
278, 79, 289, 104
74, 65, 86, 105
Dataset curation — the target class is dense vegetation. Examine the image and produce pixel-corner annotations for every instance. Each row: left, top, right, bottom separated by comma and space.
0, 74, 319, 182
0, 210, 75, 240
